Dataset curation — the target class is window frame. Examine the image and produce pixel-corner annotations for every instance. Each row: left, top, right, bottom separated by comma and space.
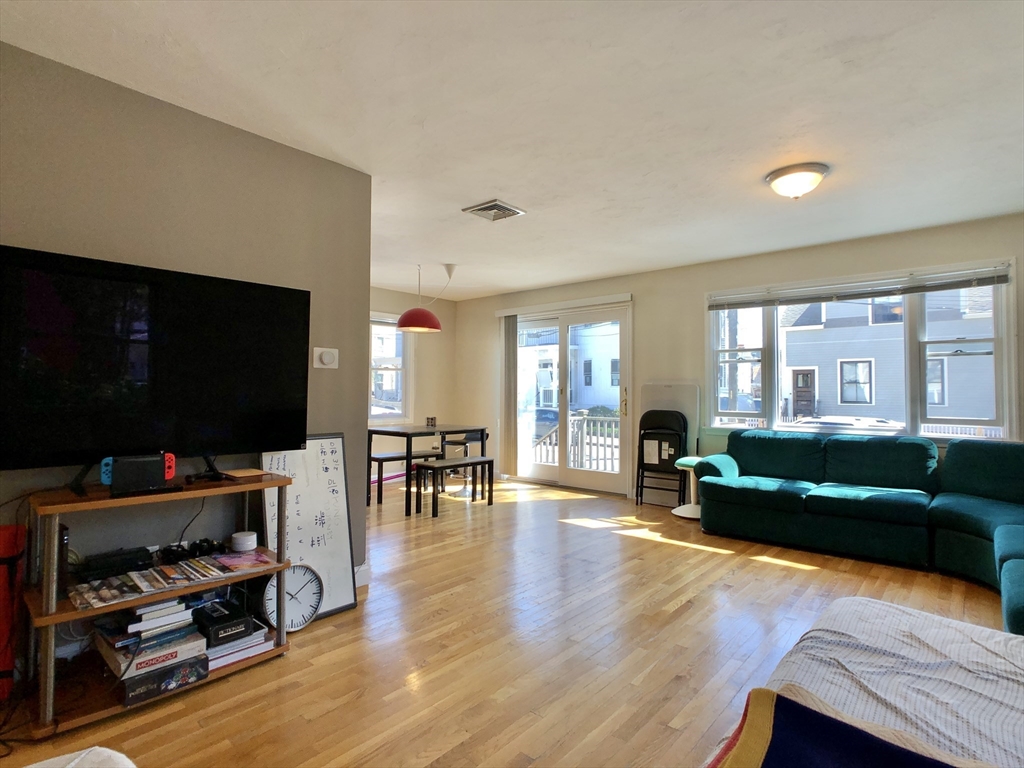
709, 307, 769, 425
610, 358, 620, 387
369, 314, 413, 424
837, 358, 875, 405
583, 359, 593, 387
706, 277, 1015, 441
915, 285, 1003, 430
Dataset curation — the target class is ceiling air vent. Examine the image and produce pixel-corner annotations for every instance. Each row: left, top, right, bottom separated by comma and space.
462, 199, 526, 221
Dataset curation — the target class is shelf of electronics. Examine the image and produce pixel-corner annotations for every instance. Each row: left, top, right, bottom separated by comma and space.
25, 473, 292, 739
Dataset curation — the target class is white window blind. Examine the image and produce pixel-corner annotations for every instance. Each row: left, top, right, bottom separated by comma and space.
707, 263, 1011, 312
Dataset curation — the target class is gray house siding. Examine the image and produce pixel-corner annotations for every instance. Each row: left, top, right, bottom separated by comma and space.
779, 296, 995, 425
784, 322, 906, 421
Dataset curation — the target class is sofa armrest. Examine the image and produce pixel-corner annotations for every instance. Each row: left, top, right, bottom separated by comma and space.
695, 454, 739, 479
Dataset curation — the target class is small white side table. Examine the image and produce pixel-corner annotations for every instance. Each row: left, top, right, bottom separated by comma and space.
671, 456, 701, 520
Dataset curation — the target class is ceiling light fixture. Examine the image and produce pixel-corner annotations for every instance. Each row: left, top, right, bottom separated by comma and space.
397, 264, 456, 333
765, 162, 831, 199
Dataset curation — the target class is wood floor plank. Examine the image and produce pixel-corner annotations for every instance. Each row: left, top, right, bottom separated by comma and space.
8, 480, 1003, 767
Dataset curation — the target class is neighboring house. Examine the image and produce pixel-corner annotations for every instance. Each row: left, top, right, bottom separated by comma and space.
778, 288, 995, 425
517, 323, 621, 415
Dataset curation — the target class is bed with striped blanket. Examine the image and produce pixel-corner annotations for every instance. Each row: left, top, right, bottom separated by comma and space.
761, 597, 1024, 767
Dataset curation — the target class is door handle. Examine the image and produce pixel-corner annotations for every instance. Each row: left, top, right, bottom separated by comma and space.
620, 386, 627, 417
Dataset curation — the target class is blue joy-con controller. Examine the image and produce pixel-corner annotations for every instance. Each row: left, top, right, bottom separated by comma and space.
100, 456, 113, 485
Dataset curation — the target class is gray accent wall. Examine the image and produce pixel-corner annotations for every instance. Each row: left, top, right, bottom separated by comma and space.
0, 44, 371, 566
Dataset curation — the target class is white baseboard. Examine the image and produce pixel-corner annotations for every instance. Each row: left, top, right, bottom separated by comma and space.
354, 562, 370, 588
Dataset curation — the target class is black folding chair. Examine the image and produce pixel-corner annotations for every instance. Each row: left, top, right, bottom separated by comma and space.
635, 410, 688, 506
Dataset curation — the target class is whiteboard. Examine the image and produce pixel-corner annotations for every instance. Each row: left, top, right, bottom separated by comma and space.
261, 433, 356, 618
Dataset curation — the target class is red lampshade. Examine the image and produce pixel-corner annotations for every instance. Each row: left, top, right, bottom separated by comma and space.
397, 306, 442, 333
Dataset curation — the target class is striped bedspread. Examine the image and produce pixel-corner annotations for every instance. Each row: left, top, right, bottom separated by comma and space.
764, 597, 1024, 767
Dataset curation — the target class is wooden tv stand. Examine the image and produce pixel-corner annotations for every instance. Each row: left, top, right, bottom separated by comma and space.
24, 473, 291, 738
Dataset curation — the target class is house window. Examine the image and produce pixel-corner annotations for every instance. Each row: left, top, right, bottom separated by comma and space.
369, 320, 406, 419
610, 358, 620, 387
921, 287, 996, 426
839, 360, 873, 404
583, 359, 593, 387
711, 307, 765, 426
926, 359, 946, 406
708, 265, 1011, 439
870, 296, 904, 324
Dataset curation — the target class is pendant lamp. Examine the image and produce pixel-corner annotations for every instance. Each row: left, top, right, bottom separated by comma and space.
397, 264, 455, 333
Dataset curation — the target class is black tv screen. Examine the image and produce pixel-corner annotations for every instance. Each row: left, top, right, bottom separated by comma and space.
0, 245, 310, 471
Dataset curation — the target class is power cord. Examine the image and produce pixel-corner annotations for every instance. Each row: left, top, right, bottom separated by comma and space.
177, 497, 207, 548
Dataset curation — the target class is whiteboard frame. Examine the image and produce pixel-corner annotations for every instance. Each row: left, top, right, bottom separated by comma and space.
261, 432, 358, 622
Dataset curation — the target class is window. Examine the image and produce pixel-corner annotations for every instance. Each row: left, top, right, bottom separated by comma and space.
712, 307, 765, 426
921, 287, 997, 428
610, 358, 620, 387
926, 359, 946, 406
369, 320, 406, 419
870, 296, 903, 324
583, 359, 592, 387
839, 360, 873, 404
708, 264, 1012, 438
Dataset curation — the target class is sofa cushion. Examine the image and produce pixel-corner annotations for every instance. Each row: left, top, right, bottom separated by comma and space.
994, 525, 1024, 578
699, 475, 817, 514
928, 493, 1024, 541
942, 439, 1024, 505
804, 483, 931, 526
825, 435, 939, 494
727, 430, 826, 484
1001, 559, 1024, 635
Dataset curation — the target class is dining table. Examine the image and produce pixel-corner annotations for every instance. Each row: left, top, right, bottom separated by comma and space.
367, 424, 488, 516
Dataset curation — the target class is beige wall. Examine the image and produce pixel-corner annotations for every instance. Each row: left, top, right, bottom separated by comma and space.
0, 43, 372, 565
368, 288, 459, 468
454, 213, 1024, 481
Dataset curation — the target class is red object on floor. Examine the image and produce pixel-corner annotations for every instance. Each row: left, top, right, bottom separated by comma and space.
0, 524, 26, 700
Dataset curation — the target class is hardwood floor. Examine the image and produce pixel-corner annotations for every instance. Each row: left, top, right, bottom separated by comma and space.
10, 480, 1003, 767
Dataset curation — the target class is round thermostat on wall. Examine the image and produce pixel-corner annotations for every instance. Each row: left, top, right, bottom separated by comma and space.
313, 347, 339, 369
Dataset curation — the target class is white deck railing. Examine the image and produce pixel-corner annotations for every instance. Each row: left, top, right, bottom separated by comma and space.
532, 416, 621, 472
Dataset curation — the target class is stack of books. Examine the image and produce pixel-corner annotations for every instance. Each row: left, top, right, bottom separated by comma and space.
93, 599, 209, 705
192, 600, 274, 671
206, 620, 275, 671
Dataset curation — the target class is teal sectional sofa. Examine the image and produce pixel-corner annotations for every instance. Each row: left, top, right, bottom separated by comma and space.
697, 431, 938, 568
694, 431, 1024, 633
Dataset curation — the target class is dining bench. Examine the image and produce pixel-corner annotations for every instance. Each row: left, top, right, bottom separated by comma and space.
415, 456, 494, 517
369, 450, 443, 504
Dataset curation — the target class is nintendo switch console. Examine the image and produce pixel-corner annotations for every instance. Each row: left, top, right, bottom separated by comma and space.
100, 453, 177, 497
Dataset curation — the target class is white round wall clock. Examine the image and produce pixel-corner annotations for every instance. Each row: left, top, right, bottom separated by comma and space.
263, 563, 324, 631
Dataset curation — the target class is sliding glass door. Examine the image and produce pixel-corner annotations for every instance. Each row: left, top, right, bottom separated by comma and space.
515, 307, 630, 494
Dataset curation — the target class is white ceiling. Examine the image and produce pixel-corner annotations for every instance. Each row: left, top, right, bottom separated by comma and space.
1, 1, 1022, 300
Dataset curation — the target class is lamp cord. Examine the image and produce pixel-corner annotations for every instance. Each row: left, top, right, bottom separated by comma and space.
415, 264, 453, 306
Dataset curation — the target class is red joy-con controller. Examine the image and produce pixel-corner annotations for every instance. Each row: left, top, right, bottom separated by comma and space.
164, 452, 176, 480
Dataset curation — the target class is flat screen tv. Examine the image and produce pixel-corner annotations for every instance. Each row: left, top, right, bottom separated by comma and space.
0, 245, 310, 471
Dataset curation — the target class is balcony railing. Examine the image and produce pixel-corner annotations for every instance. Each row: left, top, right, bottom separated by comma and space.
533, 416, 621, 472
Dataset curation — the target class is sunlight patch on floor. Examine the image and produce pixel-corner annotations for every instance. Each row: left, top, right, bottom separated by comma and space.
497, 487, 597, 501
600, 515, 646, 526
612, 528, 734, 554
750, 555, 819, 570
559, 518, 622, 529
